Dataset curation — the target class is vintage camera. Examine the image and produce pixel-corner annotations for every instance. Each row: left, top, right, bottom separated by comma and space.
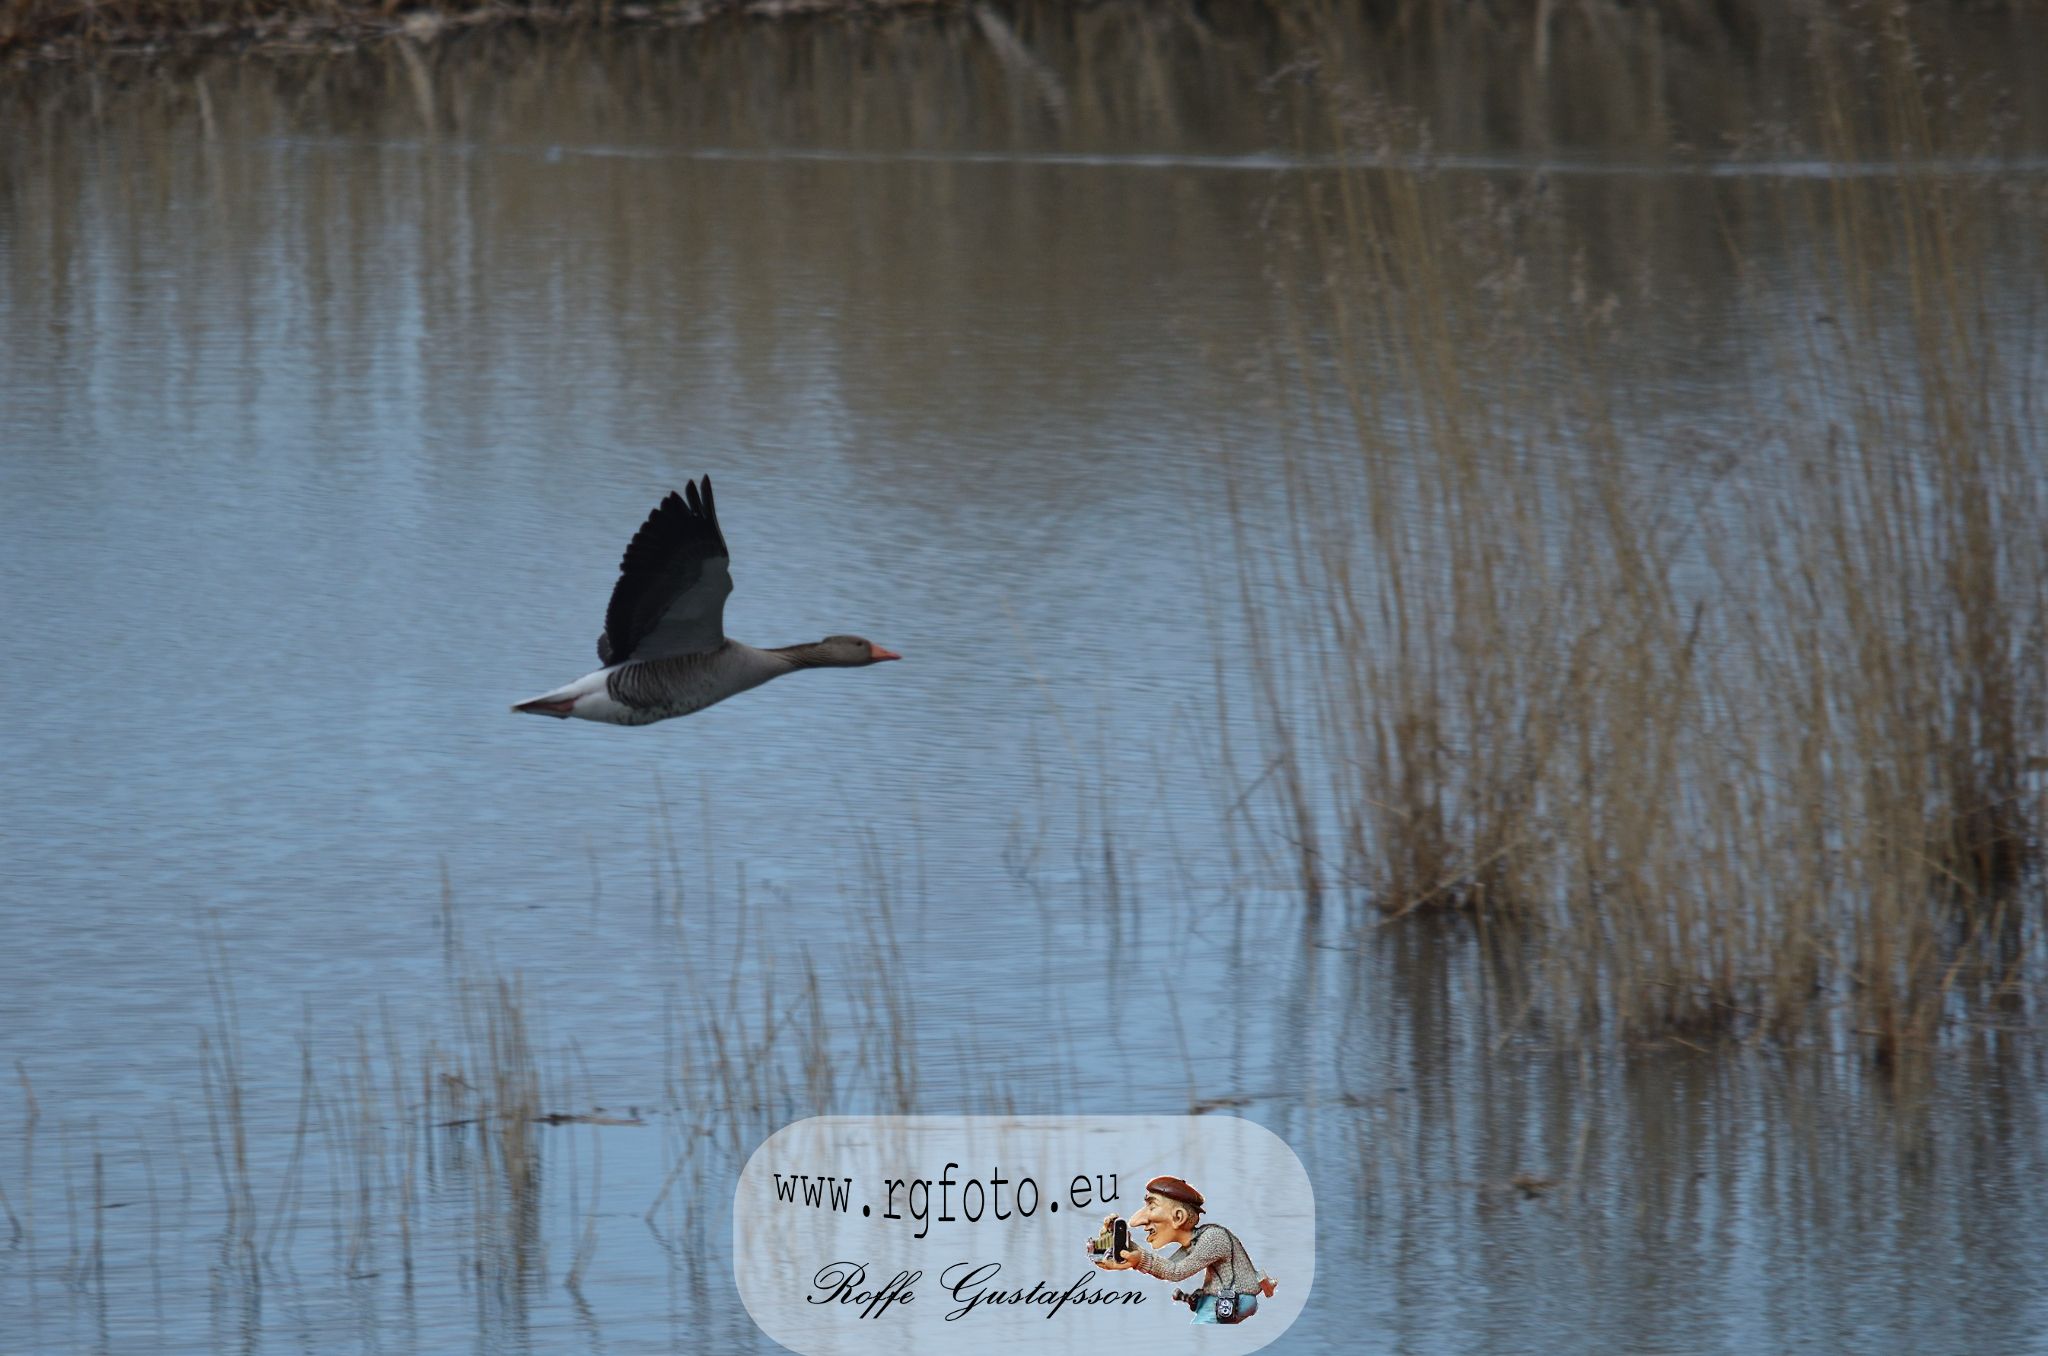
1087, 1216, 1129, 1261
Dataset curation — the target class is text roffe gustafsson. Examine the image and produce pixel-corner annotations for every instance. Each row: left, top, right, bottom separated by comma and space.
779, 1163, 1144, 1321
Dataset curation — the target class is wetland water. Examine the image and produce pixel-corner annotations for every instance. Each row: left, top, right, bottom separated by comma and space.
5, 10, 2048, 1353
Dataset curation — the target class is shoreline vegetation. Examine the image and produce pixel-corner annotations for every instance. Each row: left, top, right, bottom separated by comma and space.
4, 0, 2039, 72
0, 0, 952, 64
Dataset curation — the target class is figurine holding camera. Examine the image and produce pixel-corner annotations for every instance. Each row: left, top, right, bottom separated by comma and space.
1087, 1175, 1276, 1325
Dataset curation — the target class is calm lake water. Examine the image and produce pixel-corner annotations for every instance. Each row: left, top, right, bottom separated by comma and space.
5, 9, 2048, 1353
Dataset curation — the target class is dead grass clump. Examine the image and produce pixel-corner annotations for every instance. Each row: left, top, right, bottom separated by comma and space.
1253, 8, 2046, 1057
1260, 138, 1577, 928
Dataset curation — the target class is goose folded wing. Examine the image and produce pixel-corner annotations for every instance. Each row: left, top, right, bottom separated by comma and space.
597, 477, 733, 665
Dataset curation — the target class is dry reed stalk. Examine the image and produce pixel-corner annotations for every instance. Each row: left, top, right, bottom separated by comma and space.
1254, 5, 2045, 1058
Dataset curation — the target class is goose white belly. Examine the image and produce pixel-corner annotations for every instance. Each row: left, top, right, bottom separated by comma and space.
510, 667, 623, 722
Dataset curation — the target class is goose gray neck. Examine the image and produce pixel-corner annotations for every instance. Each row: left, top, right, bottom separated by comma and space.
764, 641, 840, 670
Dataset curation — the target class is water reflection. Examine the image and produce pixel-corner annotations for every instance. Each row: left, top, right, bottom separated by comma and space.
4, 8, 2048, 1355
1341, 951, 2048, 1349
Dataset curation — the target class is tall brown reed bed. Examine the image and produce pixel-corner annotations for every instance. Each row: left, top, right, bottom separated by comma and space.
1251, 10, 2048, 1059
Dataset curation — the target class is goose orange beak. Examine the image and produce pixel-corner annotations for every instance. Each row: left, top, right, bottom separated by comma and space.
869, 644, 903, 662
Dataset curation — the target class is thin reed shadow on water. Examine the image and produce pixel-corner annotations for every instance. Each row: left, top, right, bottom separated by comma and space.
0, 835, 936, 1352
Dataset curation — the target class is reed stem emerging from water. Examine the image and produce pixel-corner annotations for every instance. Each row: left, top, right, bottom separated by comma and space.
1253, 6, 2046, 1056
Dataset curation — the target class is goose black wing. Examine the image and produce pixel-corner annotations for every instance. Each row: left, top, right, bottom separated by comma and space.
597, 477, 733, 665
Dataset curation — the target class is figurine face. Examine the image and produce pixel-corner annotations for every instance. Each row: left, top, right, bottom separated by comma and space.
1131, 1192, 1191, 1243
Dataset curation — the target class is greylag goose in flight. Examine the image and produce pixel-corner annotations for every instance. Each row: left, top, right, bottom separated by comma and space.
513, 477, 899, 725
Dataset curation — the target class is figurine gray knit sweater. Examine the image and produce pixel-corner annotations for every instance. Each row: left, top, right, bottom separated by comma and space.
1128, 1225, 1267, 1295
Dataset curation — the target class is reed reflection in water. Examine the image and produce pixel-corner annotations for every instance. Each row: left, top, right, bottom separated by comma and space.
4, 9, 2048, 1354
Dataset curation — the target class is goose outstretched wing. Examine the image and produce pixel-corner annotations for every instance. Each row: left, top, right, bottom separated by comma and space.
597, 477, 733, 666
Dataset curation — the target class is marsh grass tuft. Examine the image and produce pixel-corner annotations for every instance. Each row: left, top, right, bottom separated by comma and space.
1252, 7, 2048, 1058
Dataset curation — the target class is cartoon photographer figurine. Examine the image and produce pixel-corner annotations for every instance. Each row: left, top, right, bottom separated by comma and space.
1092, 1175, 1276, 1325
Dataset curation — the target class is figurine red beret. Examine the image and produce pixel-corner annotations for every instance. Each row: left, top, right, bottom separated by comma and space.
1144, 1176, 1204, 1210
